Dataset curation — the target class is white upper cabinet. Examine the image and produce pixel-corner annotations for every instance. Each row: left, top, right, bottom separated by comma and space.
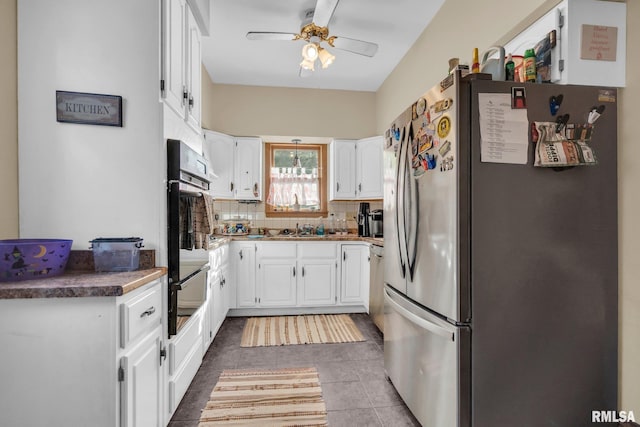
204, 130, 235, 198
504, 0, 626, 87
234, 137, 263, 200
356, 136, 384, 199
161, 0, 186, 119
185, 7, 201, 131
161, 0, 202, 133
203, 131, 263, 200
330, 139, 357, 200
330, 136, 383, 200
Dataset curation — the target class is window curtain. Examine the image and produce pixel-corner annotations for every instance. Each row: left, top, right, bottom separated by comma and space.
267, 167, 319, 210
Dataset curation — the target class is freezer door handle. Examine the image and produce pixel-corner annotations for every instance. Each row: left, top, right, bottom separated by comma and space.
384, 288, 454, 341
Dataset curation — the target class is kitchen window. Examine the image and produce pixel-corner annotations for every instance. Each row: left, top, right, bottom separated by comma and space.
265, 143, 327, 218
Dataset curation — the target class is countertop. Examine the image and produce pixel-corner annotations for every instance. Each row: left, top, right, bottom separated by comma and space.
211, 234, 383, 246
0, 236, 382, 300
0, 267, 167, 300
0, 248, 165, 300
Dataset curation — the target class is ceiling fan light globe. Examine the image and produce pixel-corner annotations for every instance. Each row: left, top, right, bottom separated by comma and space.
302, 42, 319, 61
318, 48, 335, 68
300, 58, 315, 71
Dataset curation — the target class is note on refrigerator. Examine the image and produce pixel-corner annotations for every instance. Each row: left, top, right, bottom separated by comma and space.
478, 93, 529, 164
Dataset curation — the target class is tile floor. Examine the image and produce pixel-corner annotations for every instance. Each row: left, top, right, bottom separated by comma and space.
168, 313, 420, 427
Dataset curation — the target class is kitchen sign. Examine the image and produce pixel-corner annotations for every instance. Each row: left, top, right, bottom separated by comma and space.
56, 91, 123, 127
580, 25, 618, 62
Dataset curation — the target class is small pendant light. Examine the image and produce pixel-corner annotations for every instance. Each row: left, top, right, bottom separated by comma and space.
292, 138, 302, 169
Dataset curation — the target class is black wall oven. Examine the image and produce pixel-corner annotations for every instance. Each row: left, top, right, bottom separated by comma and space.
167, 139, 211, 337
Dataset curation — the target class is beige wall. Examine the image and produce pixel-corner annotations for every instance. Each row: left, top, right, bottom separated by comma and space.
201, 76, 377, 140
0, 0, 18, 238
618, 0, 640, 412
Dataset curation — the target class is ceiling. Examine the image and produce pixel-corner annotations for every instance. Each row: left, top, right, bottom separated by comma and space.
202, 0, 446, 92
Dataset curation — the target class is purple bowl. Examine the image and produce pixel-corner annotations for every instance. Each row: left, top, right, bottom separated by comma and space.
0, 239, 73, 282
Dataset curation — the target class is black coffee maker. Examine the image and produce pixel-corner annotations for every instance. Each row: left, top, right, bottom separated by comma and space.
357, 202, 370, 237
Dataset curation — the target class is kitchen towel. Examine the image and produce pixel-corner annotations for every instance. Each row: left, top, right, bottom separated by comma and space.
240, 314, 365, 347
198, 367, 327, 426
193, 193, 215, 249
179, 194, 195, 249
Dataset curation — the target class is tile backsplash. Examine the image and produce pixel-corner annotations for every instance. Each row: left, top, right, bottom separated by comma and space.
213, 200, 383, 232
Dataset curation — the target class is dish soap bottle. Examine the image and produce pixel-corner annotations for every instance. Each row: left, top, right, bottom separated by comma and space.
328, 213, 335, 234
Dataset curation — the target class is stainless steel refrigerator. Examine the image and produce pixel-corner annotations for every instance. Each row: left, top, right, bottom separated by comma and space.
383, 72, 617, 427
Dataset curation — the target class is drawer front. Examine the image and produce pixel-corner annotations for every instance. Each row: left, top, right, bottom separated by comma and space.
120, 283, 162, 348
257, 242, 296, 258
298, 243, 337, 259
169, 309, 203, 375
169, 338, 204, 413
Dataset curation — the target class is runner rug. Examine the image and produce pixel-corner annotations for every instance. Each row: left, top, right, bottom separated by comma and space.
198, 367, 328, 426
240, 314, 365, 347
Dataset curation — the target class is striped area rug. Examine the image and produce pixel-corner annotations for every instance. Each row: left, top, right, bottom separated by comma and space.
198, 367, 328, 426
240, 314, 365, 347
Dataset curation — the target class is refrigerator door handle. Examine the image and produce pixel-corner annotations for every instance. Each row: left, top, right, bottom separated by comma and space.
384, 288, 454, 341
406, 132, 419, 280
395, 125, 408, 277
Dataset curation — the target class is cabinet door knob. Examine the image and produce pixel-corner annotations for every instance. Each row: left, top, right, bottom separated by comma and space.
336, 182, 340, 192
239, 250, 243, 260
293, 266, 296, 277
302, 266, 305, 277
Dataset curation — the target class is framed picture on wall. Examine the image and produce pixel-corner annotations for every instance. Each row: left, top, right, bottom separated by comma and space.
55, 91, 123, 127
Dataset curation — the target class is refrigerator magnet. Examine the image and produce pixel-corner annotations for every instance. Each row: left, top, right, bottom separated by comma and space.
416, 98, 427, 116
439, 140, 452, 156
549, 94, 563, 116
437, 116, 451, 138
511, 87, 527, 109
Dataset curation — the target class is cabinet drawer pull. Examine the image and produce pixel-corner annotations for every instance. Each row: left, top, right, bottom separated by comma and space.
140, 306, 156, 318
293, 266, 296, 277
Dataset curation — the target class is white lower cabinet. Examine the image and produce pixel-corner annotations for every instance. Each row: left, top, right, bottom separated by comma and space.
256, 243, 297, 307
340, 244, 370, 308
121, 325, 163, 427
299, 260, 337, 306
298, 243, 337, 306
205, 244, 231, 349
0, 278, 166, 427
234, 242, 257, 307
230, 241, 369, 313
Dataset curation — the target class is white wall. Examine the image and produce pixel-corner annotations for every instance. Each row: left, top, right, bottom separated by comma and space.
18, 0, 165, 252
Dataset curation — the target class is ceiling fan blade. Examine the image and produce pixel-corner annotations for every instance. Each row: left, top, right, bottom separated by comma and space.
246, 32, 298, 41
331, 36, 378, 57
312, 0, 339, 28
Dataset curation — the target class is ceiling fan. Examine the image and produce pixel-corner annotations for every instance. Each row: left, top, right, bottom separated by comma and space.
246, 0, 378, 74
